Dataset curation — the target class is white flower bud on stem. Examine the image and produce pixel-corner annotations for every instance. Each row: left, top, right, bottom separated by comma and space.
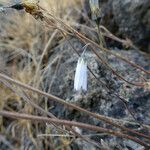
74, 44, 91, 92
74, 56, 87, 92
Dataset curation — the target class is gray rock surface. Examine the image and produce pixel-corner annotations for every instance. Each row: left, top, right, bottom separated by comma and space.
83, 0, 150, 52
44, 38, 150, 149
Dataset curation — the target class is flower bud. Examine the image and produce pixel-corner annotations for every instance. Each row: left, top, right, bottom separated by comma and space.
89, 0, 101, 21
74, 57, 87, 92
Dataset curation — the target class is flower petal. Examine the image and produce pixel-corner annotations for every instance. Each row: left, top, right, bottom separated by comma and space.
74, 57, 87, 92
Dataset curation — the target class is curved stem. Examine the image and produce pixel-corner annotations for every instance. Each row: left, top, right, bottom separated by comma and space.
0, 111, 149, 148
0, 73, 149, 140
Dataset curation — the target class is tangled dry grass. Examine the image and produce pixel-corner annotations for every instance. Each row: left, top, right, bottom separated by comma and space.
0, 0, 81, 149
0, 0, 150, 149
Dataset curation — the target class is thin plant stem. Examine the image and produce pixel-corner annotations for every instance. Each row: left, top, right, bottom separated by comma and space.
37, 8, 149, 87
0, 78, 100, 148
0, 73, 149, 140
97, 24, 106, 48
0, 110, 149, 148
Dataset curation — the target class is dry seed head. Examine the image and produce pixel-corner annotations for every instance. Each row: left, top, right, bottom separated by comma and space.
23, 0, 39, 12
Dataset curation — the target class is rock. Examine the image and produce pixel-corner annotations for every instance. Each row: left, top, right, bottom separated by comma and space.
71, 139, 97, 150
83, 0, 150, 53
44, 38, 150, 149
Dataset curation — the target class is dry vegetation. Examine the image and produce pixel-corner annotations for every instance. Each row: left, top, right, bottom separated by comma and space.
0, 0, 150, 149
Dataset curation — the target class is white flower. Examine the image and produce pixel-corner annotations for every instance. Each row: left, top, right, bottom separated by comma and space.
74, 57, 87, 92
